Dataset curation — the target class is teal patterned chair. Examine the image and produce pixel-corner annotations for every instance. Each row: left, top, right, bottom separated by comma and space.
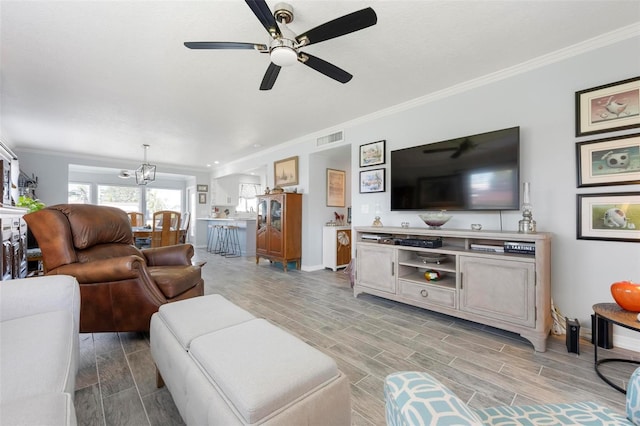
385, 368, 640, 426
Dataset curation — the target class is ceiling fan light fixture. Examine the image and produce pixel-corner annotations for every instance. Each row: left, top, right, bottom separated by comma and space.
270, 39, 297, 66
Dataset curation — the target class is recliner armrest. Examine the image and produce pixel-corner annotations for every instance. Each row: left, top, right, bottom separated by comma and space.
50, 255, 146, 283
142, 244, 194, 266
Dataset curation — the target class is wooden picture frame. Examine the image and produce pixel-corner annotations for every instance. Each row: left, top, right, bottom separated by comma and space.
326, 169, 345, 207
359, 168, 385, 193
197, 184, 208, 192
576, 132, 640, 187
198, 193, 207, 204
359, 140, 386, 167
274, 156, 298, 187
577, 192, 640, 242
576, 76, 640, 137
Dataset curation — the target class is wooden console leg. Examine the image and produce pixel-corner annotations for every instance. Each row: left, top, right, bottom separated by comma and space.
156, 368, 165, 388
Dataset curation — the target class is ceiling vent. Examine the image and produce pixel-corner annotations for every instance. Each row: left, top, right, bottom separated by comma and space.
317, 130, 344, 147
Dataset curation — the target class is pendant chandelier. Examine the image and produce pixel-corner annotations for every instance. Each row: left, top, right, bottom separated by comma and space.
135, 144, 156, 185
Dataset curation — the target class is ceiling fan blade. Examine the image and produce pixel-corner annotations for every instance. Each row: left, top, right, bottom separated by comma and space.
260, 62, 281, 90
299, 53, 352, 84
184, 41, 267, 50
296, 7, 377, 46
245, 0, 281, 38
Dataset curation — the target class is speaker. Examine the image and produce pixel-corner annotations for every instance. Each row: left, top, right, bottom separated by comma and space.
591, 314, 613, 349
565, 317, 580, 354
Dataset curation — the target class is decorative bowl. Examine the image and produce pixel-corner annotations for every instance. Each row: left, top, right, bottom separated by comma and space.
610, 281, 640, 312
418, 212, 452, 229
416, 253, 447, 264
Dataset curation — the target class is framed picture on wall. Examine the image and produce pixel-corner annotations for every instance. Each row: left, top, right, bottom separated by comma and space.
575, 76, 640, 137
274, 156, 299, 187
198, 193, 207, 204
197, 184, 208, 192
577, 192, 640, 242
359, 168, 385, 193
326, 169, 345, 207
576, 133, 640, 187
359, 140, 385, 167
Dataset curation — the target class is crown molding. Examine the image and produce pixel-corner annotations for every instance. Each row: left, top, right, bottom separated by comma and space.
326, 22, 640, 138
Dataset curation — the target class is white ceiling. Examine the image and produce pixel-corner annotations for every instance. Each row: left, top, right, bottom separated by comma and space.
2, 1, 639, 172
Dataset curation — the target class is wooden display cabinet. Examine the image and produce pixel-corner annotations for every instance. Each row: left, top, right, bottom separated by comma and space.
256, 193, 302, 271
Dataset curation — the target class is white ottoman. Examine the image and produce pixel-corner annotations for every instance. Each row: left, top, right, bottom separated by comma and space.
150, 294, 351, 425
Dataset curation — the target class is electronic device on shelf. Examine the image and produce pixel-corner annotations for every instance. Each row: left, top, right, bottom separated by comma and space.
390, 126, 520, 211
395, 237, 443, 248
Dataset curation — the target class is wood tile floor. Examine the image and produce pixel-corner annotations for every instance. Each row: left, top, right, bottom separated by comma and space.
74, 248, 639, 425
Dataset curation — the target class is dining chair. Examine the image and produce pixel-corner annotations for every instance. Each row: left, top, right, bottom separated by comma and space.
128, 211, 145, 227
128, 211, 150, 247
180, 211, 190, 243
152, 210, 181, 248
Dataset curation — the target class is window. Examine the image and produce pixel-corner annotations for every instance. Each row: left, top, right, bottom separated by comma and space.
68, 183, 91, 204
146, 188, 182, 217
97, 185, 141, 212
236, 183, 260, 212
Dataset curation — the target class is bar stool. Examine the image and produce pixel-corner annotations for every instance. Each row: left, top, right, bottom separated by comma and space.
211, 225, 225, 254
207, 224, 218, 252
222, 224, 241, 257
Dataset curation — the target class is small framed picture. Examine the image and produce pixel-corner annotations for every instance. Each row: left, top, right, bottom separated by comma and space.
576, 133, 640, 187
359, 140, 386, 167
274, 156, 299, 187
359, 168, 385, 193
198, 193, 207, 204
197, 184, 208, 192
575, 76, 640, 137
326, 169, 346, 207
577, 192, 640, 242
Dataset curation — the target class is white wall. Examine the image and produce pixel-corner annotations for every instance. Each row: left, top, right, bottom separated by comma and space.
307, 145, 351, 270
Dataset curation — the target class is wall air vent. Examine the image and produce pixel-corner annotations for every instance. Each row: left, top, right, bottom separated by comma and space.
316, 130, 344, 147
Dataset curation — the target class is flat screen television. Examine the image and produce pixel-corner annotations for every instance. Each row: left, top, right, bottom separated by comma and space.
390, 126, 520, 211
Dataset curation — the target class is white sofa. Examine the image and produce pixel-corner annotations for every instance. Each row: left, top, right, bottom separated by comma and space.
0, 275, 80, 426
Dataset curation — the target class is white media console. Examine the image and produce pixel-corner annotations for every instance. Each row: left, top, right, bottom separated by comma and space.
354, 226, 552, 351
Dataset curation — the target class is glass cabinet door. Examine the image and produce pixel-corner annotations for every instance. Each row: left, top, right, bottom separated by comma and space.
257, 198, 267, 230
270, 199, 282, 232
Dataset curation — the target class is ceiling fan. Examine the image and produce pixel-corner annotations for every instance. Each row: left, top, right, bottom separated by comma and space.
118, 170, 133, 179
184, 0, 377, 90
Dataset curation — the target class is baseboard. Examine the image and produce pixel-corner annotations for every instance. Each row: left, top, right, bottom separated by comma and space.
582, 329, 640, 353
301, 264, 324, 272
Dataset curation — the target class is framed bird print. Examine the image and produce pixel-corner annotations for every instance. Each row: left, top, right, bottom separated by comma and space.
575, 76, 640, 137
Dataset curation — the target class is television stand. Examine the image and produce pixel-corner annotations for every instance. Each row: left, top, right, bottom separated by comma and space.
354, 226, 552, 351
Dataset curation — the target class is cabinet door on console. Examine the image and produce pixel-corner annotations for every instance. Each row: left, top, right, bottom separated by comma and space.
356, 245, 395, 293
459, 256, 535, 327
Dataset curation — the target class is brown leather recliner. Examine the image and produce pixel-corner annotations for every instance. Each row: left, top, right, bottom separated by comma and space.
24, 204, 204, 333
